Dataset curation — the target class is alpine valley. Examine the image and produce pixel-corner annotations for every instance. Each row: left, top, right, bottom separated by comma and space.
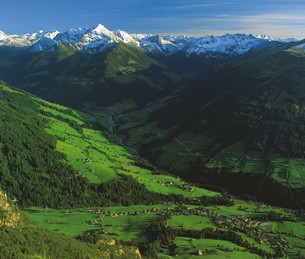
2, 24, 305, 258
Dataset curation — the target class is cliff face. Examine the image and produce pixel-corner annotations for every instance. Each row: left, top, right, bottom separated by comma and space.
0, 191, 21, 227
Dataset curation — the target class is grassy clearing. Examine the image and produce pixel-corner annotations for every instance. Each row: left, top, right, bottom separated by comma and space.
26, 205, 169, 240
173, 237, 260, 259
206, 142, 264, 173
271, 154, 305, 187
261, 221, 305, 237
26, 207, 97, 238
168, 215, 214, 230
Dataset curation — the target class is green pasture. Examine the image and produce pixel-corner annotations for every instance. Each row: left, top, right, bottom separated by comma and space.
260, 221, 305, 237
173, 237, 260, 259
207, 142, 264, 173
25, 207, 97, 238
168, 215, 214, 230
271, 154, 305, 187
26, 205, 165, 241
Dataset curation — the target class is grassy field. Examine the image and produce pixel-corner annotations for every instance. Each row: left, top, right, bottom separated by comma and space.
271, 154, 305, 187
172, 237, 260, 259
206, 142, 265, 173
26, 207, 98, 238
26, 205, 171, 240
168, 215, 214, 230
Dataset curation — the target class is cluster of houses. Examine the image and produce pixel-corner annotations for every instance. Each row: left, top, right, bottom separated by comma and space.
85, 158, 93, 164
148, 179, 194, 193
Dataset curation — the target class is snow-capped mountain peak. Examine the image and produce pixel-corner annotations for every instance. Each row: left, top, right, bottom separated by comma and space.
0, 31, 7, 41
91, 24, 112, 35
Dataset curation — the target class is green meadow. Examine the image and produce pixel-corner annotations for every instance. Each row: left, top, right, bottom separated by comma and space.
172, 237, 260, 259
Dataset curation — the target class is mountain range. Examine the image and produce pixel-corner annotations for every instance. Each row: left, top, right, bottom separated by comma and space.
0, 24, 299, 57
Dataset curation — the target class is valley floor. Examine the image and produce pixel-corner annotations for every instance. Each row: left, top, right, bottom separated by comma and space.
26, 199, 305, 258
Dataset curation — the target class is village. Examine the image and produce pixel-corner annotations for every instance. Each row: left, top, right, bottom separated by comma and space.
81, 204, 293, 256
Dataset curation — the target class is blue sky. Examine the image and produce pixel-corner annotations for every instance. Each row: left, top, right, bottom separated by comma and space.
1, 0, 305, 38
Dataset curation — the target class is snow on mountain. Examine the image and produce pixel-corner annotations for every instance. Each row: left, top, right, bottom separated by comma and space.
0, 31, 7, 41
255, 34, 298, 43
53, 27, 88, 43
0, 24, 299, 57
0, 34, 31, 47
30, 37, 57, 52
25, 30, 59, 41
0, 29, 60, 48
114, 30, 138, 45
80, 24, 119, 52
139, 35, 181, 55
131, 33, 154, 41
91, 24, 114, 37
163, 35, 194, 50
186, 34, 269, 57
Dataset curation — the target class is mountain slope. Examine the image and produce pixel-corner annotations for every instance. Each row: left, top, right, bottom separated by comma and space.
0, 85, 91, 207
0, 43, 183, 109
117, 47, 305, 188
